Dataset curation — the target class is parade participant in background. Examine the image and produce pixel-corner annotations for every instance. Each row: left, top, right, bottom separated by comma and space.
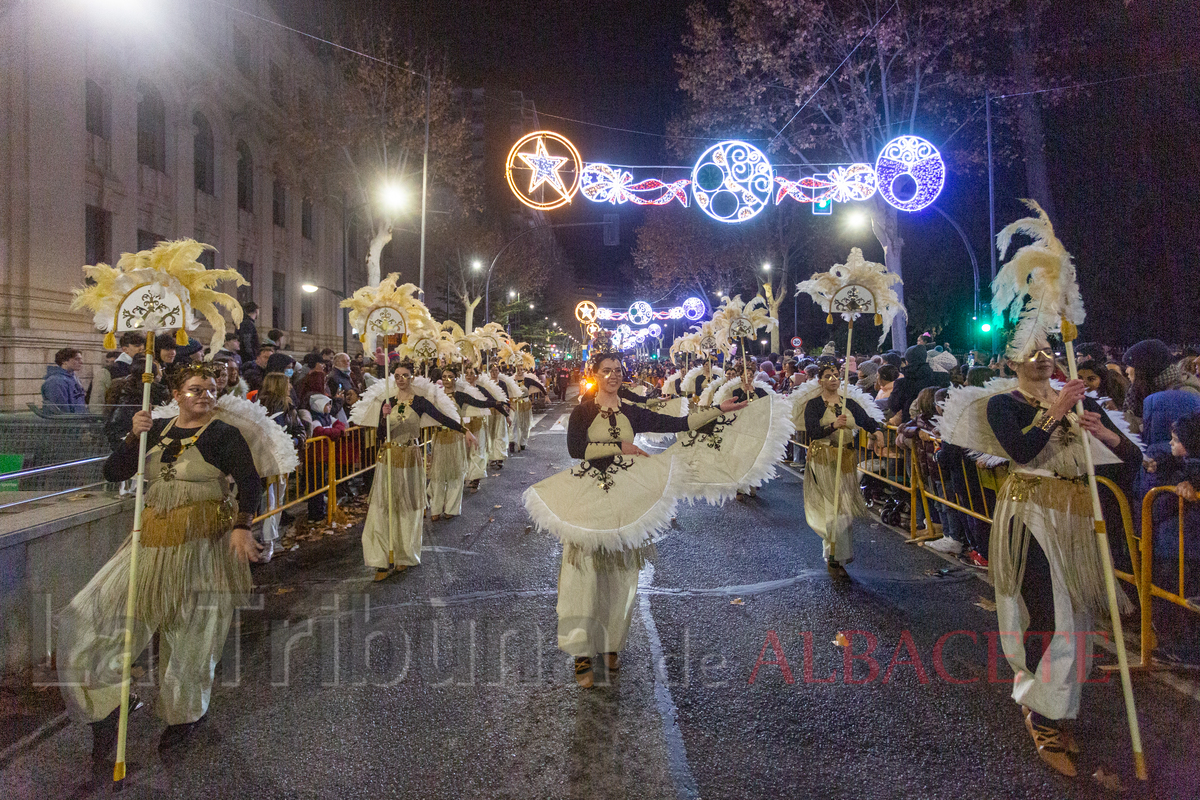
792, 361, 886, 576
680, 359, 723, 402
482, 364, 512, 471
525, 351, 751, 688
713, 364, 774, 500
57, 364, 295, 766
455, 363, 506, 492
498, 368, 529, 453
511, 363, 541, 451
257, 372, 305, 561
353, 360, 471, 581
428, 364, 478, 520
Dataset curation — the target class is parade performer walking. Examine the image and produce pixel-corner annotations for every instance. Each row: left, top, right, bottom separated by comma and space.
456, 363, 506, 492
353, 360, 473, 580
792, 361, 885, 571
510, 358, 540, 452
483, 363, 512, 471
796, 248, 906, 577
941, 201, 1146, 780
427, 363, 475, 520
498, 366, 529, 453
61, 240, 295, 783
525, 351, 744, 687
525, 347, 792, 688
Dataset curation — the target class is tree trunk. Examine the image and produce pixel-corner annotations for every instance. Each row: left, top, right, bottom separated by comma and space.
366, 225, 393, 288
870, 196, 907, 350
1010, 4, 1056, 220
462, 295, 481, 332
762, 282, 784, 354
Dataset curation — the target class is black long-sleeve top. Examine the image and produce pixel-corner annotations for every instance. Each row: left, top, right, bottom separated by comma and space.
104, 418, 263, 518
803, 395, 881, 441
376, 395, 466, 438
730, 385, 770, 404
455, 389, 508, 417
523, 375, 547, 394
986, 392, 1141, 471
567, 396, 722, 464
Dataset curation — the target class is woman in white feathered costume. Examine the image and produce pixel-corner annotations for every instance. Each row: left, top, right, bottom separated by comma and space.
681, 361, 724, 402
483, 364, 513, 470
427, 363, 475, 519
513, 363, 542, 450
499, 369, 530, 452
791, 360, 885, 575
455, 364, 507, 492
525, 351, 794, 688
713, 360, 776, 499
352, 360, 474, 581
60, 364, 298, 753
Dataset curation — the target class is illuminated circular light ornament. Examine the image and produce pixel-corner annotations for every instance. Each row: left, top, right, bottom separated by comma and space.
505, 131, 583, 210
574, 300, 598, 324
667, 306, 684, 320
874, 135, 945, 212
647, 323, 662, 338
627, 301, 653, 326
681, 297, 706, 321
691, 140, 773, 223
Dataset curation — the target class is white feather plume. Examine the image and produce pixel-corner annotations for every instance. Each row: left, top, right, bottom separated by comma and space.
993, 200, 1085, 359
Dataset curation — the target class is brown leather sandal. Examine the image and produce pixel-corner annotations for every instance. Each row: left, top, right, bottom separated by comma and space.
1022, 707, 1077, 777
574, 657, 594, 688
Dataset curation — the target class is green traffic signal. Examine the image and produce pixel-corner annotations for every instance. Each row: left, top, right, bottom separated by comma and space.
980, 323, 992, 333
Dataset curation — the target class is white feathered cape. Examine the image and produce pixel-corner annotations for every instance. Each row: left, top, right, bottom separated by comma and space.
349, 375, 461, 429
152, 394, 300, 477
788, 381, 885, 433
712, 377, 775, 406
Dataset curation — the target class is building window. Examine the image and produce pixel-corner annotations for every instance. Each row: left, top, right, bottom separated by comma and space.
236, 260, 254, 305
136, 82, 166, 171
269, 61, 286, 106
197, 246, 215, 270
85, 205, 111, 265
301, 197, 313, 240
236, 141, 253, 213
233, 29, 255, 81
300, 292, 313, 333
193, 112, 215, 195
272, 178, 286, 228
85, 79, 108, 139
272, 271, 286, 330
137, 229, 164, 252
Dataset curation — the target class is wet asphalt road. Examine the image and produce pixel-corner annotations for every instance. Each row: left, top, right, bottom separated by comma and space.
2, 392, 1198, 799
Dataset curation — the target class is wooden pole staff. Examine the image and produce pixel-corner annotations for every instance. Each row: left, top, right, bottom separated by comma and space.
385, 341, 396, 567
828, 319, 855, 543
1062, 321, 1148, 781
112, 330, 156, 786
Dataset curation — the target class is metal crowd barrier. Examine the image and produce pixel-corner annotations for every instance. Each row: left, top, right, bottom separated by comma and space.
1129, 486, 1200, 670
865, 426, 1195, 671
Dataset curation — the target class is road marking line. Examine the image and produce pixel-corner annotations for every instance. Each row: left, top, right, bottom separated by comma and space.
638, 563, 700, 800
548, 413, 570, 432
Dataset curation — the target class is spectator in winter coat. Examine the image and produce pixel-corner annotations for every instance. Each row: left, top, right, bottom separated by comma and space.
41, 348, 87, 414
214, 333, 242, 367
887, 344, 951, 424
89, 332, 145, 414
241, 344, 277, 393
237, 301, 261, 365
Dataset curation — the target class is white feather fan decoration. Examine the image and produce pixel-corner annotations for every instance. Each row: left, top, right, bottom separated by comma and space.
993, 200, 1085, 359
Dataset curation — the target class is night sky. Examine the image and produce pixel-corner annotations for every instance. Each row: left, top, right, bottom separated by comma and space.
279, 0, 1200, 347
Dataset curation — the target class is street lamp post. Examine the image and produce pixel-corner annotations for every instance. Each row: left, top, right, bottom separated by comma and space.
483, 221, 607, 324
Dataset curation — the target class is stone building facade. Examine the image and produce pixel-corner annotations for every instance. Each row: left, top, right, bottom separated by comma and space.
0, 0, 362, 410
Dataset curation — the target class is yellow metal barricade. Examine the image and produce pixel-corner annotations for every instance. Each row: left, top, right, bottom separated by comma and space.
1131, 486, 1200, 670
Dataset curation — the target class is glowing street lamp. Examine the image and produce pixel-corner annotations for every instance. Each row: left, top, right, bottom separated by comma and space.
301, 283, 319, 293
379, 182, 406, 214
846, 209, 868, 230
472, 259, 482, 271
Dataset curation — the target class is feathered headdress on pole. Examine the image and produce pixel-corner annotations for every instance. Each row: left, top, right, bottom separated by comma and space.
795, 247, 906, 346
710, 294, 777, 352
71, 239, 245, 356
993, 199, 1085, 358
398, 328, 459, 364
340, 273, 434, 353
499, 340, 536, 369
669, 331, 703, 363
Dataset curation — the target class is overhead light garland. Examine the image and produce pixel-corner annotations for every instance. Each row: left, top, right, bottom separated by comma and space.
506, 131, 945, 218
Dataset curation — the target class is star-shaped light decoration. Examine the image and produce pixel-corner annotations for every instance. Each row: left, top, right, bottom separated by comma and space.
518, 137, 570, 197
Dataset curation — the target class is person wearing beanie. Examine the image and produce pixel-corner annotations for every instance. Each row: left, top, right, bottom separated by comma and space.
1123, 339, 1200, 493
856, 360, 881, 394
887, 343, 951, 424
929, 345, 958, 374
